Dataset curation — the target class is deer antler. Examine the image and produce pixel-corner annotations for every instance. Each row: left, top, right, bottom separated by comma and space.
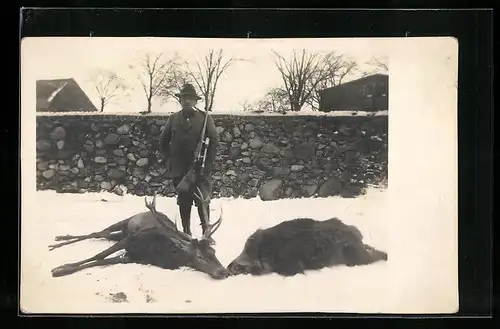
201, 205, 224, 245
193, 186, 210, 203
144, 193, 157, 217
144, 193, 194, 242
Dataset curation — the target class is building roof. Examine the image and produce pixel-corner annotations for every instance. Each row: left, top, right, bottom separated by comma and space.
320, 73, 388, 93
36, 78, 97, 111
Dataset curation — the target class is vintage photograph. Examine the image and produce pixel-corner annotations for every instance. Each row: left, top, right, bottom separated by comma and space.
21, 37, 457, 314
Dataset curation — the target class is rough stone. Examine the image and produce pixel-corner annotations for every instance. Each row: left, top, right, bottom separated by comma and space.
249, 138, 263, 149
302, 184, 318, 197
113, 185, 124, 196
261, 143, 281, 154
36, 140, 52, 152
42, 169, 55, 179
150, 125, 160, 135
232, 127, 241, 138
117, 124, 131, 135
244, 123, 255, 132
127, 153, 137, 161
104, 133, 120, 145
136, 158, 149, 167
59, 165, 70, 171
229, 147, 241, 157
225, 170, 237, 176
259, 179, 283, 201
291, 165, 304, 172
37, 161, 49, 171
222, 132, 233, 143
109, 169, 127, 180
294, 142, 314, 160
272, 167, 291, 177
35, 114, 388, 200
318, 177, 343, 197
248, 178, 259, 187
56, 140, 65, 150
100, 181, 112, 190
94, 156, 107, 164
50, 126, 66, 140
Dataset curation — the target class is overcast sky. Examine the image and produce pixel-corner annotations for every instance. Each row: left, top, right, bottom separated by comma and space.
24, 37, 389, 113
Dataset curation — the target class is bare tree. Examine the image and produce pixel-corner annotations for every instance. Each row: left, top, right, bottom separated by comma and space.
368, 56, 389, 71
272, 50, 353, 112
360, 56, 389, 77
239, 100, 254, 112
133, 53, 179, 113
88, 69, 130, 112
257, 87, 290, 113
239, 88, 289, 114
158, 66, 193, 105
184, 49, 238, 112
306, 56, 358, 111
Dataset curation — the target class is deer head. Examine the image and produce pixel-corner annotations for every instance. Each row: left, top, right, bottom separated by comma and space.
185, 205, 227, 279
144, 194, 228, 279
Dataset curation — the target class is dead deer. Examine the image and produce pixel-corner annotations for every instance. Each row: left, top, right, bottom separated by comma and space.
48, 193, 229, 280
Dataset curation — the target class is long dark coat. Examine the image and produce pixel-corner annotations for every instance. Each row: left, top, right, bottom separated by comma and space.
159, 107, 220, 179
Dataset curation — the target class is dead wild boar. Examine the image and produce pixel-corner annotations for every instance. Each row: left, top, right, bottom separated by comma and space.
227, 217, 388, 277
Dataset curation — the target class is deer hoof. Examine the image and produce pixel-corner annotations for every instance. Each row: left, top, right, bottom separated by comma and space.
54, 235, 73, 241
51, 265, 79, 277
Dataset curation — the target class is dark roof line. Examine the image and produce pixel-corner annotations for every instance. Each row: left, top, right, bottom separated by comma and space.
320, 73, 388, 93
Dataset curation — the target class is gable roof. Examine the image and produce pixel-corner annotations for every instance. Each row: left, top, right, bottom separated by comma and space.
36, 78, 97, 112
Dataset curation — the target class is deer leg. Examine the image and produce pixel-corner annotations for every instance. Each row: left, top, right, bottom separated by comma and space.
54, 218, 130, 241
51, 239, 128, 277
52, 255, 132, 277
49, 219, 130, 251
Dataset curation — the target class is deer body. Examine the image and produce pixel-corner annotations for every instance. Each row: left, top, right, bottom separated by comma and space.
125, 211, 176, 235
49, 195, 228, 280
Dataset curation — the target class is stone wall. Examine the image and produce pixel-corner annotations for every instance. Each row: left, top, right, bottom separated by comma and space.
36, 113, 388, 200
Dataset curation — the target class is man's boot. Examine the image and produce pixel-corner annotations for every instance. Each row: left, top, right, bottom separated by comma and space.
179, 204, 192, 235
197, 204, 209, 235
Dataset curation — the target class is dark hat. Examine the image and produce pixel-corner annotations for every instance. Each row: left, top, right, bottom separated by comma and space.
175, 83, 202, 100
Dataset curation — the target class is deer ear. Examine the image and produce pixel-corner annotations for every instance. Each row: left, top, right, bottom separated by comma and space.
200, 238, 215, 248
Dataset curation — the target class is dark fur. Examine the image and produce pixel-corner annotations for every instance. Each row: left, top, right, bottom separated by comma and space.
49, 204, 228, 280
227, 217, 388, 277
125, 226, 216, 270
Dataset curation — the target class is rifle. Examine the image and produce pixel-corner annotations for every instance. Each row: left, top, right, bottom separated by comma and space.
175, 106, 211, 196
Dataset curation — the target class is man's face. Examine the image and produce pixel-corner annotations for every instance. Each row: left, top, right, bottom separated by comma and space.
180, 96, 198, 107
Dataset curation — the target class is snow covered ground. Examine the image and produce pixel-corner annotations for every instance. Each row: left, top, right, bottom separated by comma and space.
21, 186, 389, 314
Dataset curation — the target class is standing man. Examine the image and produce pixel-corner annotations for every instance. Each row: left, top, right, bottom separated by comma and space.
159, 83, 220, 236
